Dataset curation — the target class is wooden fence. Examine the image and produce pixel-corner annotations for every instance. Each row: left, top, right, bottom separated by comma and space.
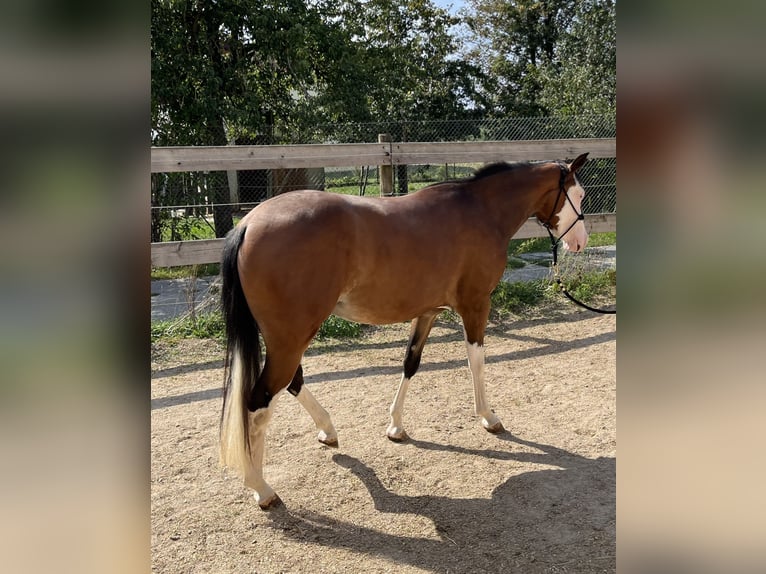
151, 138, 616, 267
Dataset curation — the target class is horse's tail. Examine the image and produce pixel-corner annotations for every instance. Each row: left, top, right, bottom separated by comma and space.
219, 223, 261, 475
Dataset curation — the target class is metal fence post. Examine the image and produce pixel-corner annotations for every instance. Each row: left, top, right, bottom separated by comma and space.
378, 133, 393, 196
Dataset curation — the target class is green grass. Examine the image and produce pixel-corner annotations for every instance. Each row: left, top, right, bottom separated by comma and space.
159, 217, 216, 242
488, 268, 616, 316
584, 231, 616, 248
151, 263, 220, 280
151, 310, 362, 344
490, 280, 548, 315
315, 315, 362, 339
508, 231, 615, 258
151, 312, 226, 344
508, 236, 551, 256
506, 257, 527, 269
555, 268, 616, 303
155, 215, 243, 243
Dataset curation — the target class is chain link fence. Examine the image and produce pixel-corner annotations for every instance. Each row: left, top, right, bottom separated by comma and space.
151, 115, 615, 243
299, 114, 615, 144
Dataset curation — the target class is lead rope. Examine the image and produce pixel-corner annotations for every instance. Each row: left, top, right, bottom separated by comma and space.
544, 165, 616, 315
546, 229, 616, 314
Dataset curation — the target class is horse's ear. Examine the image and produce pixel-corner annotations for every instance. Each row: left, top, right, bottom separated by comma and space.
569, 153, 589, 172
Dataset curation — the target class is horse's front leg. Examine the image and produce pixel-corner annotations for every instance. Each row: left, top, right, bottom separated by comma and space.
460, 304, 505, 434
465, 340, 505, 433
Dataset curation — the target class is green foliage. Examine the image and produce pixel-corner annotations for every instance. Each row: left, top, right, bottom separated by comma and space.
507, 232, 616, 260
316, 315, 363, 340
151, 264, 220, 281
585, 232, 616, 248
490, 266, 615, 317
326, 174, 364, 188
466, 0, 573, 116
506, 257, 527, 270
508, 237, 552, 256
160, 216, 216, 242
491, 280, 547, 315
151, 0, 615, 140
555, 268, 616, 303
152, 310, 362, 343
151, 312, 226, 343
337, 0, 483, 123
152, 0, 481, 146
538, 0, 616, 118
465, 0, 615, 118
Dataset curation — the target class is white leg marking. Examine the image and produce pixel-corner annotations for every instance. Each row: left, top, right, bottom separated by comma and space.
218, 347, 281, 508
243, 407, 281, 509
387, 374, 411, 441
465, 342, 504, 433
295, 385, 338, 446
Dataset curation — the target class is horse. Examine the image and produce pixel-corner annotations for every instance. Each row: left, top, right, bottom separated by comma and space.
219, 153, 590, 508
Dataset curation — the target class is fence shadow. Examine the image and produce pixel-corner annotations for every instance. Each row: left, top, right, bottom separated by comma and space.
149, 310, 610, 383
152, 359, 223, 380
151, 387, 221, 410
150, 323, 614, 410
306, 327, 615, 385
266, 433, 615, 573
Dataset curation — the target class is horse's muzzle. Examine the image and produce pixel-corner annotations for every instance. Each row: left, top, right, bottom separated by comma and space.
562, 225, 588, 253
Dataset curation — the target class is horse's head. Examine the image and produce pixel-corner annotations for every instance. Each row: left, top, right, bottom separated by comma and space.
536, 153, 589, 253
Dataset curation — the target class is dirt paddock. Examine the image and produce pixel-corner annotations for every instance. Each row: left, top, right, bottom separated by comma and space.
151, 306, 615, 573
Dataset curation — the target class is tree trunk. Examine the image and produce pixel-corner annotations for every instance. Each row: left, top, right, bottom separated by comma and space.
200, 0, 234, 237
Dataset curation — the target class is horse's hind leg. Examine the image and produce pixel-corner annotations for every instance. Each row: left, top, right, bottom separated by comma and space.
243, 349, 303, 509
288, 365, 338, 446
387, 310, 440, 442
243, 407, 278, 508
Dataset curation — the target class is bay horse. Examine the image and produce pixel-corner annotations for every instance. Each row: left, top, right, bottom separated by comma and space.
219, 153, 590, 508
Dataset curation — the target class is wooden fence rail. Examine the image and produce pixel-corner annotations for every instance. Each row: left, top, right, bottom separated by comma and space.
151, 138, 616, 267
151, 138, 615, 173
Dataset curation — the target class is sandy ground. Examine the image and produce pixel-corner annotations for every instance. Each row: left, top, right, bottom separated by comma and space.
151, 305, 615, 573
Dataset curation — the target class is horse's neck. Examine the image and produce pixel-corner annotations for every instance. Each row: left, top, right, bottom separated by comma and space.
477, 167, 550, 238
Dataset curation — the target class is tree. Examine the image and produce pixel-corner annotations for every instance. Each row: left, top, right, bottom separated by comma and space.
152, 0, 365, 235
350, 0, 483, 123
538, 0, 616, 119
462, 0, 615, 122
464, 0, 577, 117
333, 0, 484, 191
151, 0, 490, 233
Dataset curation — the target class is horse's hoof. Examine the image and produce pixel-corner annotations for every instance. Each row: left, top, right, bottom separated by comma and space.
386, 428, 409, 442
318, 431, 338, 448
256, 493, 283, 510
483, 419, 505, 434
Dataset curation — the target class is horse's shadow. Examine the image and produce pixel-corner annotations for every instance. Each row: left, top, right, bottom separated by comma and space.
266, 434, 615, 573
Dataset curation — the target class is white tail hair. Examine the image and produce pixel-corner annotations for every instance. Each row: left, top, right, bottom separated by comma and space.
219, 348, 250, 475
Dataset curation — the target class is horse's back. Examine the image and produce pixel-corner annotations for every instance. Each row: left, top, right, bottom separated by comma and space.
239, 188, 450, 255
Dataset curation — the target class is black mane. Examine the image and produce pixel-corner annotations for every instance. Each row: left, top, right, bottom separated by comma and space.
422, 160, 560, 190
470, 161, 535, 181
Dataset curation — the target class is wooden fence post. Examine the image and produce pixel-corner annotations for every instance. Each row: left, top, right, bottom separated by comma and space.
378, 133, 393, 196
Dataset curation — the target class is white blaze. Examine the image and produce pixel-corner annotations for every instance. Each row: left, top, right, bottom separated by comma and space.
555, 175, 589, 253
